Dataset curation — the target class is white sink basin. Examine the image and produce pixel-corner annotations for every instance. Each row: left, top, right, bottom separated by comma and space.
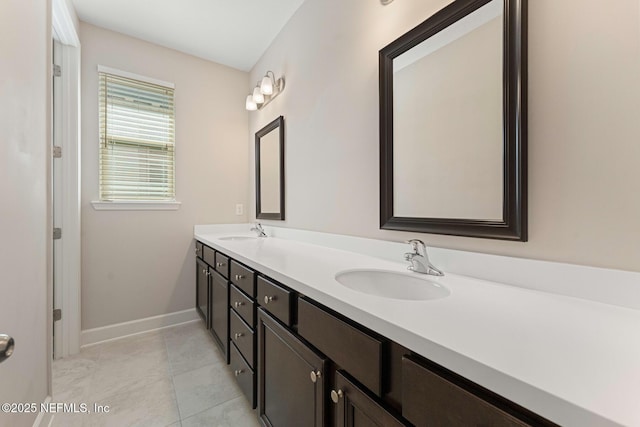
218, 236, 257, 241
335, 269, 450, 301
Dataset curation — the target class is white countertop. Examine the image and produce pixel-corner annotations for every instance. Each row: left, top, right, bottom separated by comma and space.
195, 225, 640, 427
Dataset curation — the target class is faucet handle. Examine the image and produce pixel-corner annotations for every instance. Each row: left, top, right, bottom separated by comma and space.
405, 239, 425, 253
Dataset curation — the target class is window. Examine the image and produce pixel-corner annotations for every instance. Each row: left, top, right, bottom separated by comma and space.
99, 68, 175, 201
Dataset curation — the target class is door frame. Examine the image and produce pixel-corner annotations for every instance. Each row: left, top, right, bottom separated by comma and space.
52, 0, 81, 358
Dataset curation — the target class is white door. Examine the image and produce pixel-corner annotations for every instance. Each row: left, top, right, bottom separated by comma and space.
0, 2, 52, 426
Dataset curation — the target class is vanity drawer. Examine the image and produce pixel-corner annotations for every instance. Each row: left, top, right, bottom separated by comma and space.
402, 356, 534, 427
230, 284, 255, 327
214, 252, 229, 278
230, 261, 255, 297
202, 245, 216, 267
195, 241, 204, 259
230, 309, 255, 368
230, 343, 256, 408
297, 297, 383, 396
257, 276, 292, 326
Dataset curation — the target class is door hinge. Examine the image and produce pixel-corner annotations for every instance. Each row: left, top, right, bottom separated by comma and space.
53, 228, 62, 240
53, 309, 62, 322
53, 145, 62, 158
53, 64, 61, 77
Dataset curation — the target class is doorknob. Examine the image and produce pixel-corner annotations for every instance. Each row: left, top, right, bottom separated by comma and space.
0, 334, 15, 363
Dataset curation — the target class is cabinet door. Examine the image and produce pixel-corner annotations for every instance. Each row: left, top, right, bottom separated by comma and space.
210, 270, 229, 363
196, 258, 209, 327
258, 308, 327, 427
402, 356, 541, 427
333, 371, 407, 427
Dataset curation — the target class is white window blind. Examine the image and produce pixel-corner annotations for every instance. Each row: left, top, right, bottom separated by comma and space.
99, 71, 175, 201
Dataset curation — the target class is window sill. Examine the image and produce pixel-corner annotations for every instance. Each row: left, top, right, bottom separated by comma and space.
91, 200, 182, 211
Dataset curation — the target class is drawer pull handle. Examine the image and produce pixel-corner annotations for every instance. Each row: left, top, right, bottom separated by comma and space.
234, 333, 244, 340
234, 301, 244, 308
310, 370, 321, 383
234, 274, 245, 280
330, 389, 343, 403
264, 295, 275, 304
216, 262, 225, 267
202, 268, 207, 274
234, 369, 244, 377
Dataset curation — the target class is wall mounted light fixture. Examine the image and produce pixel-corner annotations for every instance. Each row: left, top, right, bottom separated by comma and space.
245, 71, 285, 111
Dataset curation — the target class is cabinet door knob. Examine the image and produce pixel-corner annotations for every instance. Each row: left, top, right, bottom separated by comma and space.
202, 268, 207, 274
234, 301, 244, 308
216, 262, 224, 267
310, 370, 321, 383
234, 332, 244, 340
234, 369, 244, 377
330, 389, 344, 403
264, 295, 275, 304
234, 274, 245, 280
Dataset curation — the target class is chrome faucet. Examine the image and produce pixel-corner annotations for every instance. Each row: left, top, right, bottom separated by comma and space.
404, 239, 444, 276
250, 222, 267, 237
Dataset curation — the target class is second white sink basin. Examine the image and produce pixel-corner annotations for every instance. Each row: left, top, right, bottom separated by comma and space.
335, 269, 450, 301
218, 236, 257, 241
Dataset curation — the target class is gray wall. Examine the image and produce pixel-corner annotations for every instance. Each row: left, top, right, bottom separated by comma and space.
0, 1, 51, 425
80, 23, 249, 330
249, 0, 640, 273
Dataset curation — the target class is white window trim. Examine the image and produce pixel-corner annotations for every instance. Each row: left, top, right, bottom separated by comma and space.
91, 200, 182, 211
97, 65, 175, 89
96, 65, 178, 207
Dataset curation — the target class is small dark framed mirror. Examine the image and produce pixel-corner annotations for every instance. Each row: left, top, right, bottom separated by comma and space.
379, 0, 527, 241
255, 116, 285, 220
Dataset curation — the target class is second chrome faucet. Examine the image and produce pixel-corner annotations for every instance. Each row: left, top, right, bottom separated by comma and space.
251, 222, 268, 237
404, 239, 444, 276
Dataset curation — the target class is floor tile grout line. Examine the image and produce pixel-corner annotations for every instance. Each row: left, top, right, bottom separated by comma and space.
54, 321, 254, 426
179, 395, 246, 424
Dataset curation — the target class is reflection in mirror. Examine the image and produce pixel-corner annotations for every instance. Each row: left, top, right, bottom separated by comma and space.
380, 0, 527, 241
255, 116, 284, 220
393, 0, 503, 220
260, 130, 280, 212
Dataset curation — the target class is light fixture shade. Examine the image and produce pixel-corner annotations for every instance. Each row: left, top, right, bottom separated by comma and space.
252, 86, 265, 104
246, 94, 257, 111
260, 75, 274, 95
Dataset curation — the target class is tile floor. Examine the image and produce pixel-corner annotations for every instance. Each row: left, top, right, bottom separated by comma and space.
52, 321, 260, 427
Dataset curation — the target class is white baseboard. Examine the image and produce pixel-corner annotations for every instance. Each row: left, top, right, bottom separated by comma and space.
81, 308, 199, 347
32, 396, 52, 427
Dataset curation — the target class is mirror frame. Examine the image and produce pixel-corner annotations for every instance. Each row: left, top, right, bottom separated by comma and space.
379, 0, 527, 241
255, 116, 285, 220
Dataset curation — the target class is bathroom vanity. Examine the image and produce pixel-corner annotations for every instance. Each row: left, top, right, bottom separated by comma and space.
195, 233, 550, 426
193, 224, 640, 427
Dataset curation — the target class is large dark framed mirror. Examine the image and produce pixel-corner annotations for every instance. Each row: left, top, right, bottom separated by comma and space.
256, 116, 285, 220
379, 0, 527, 241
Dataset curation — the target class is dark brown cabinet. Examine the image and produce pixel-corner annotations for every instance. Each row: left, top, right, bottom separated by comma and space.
258, 308, 327, 427
231, 260, 256, 297
195, 241, 557, 427
210, 270, 229, 363
196, 258, 210, 326
298, 297, 384, 396
332, 371, 407, 427
401, 356, 550, 427
257, 276, 293, 326
231, 343, 256, 407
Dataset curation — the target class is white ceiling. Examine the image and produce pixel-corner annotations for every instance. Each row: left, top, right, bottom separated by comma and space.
71, 0, 306, 71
